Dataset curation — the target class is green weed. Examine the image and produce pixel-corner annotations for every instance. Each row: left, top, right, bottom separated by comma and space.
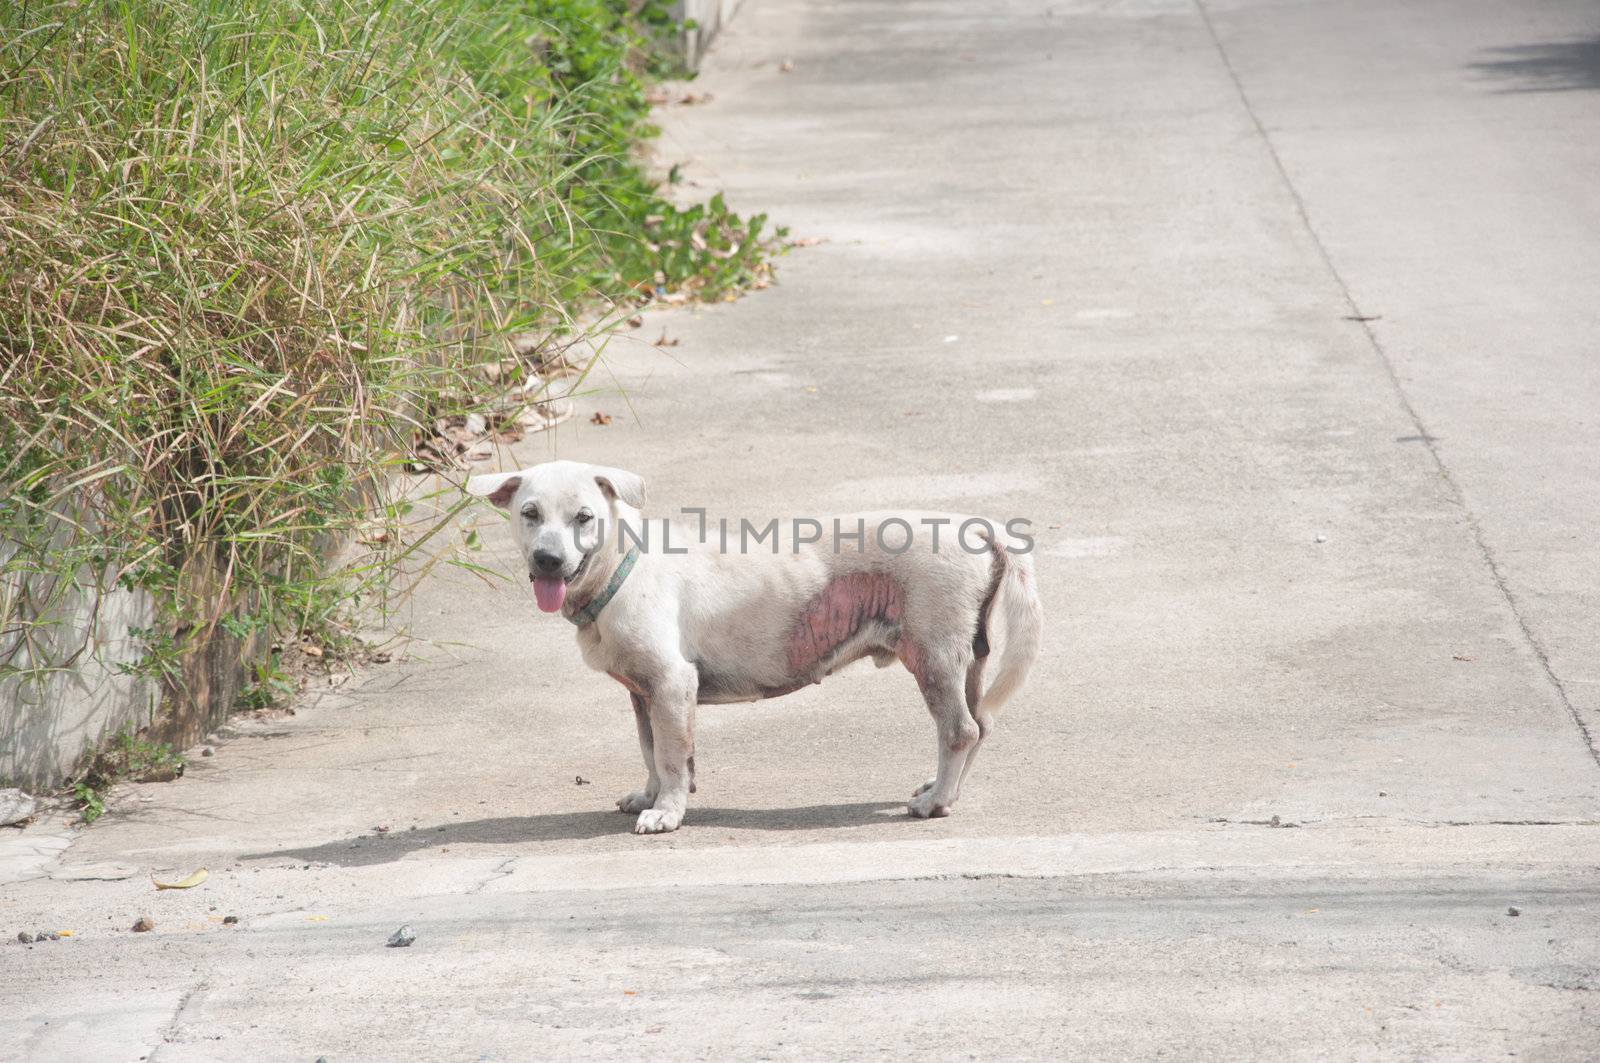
70, 732, 185, 823
72, 783, 106, 825
235, 652, 296, 713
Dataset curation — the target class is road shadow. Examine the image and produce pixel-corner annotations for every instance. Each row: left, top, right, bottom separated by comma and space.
244, 800, 908, 867
1465, 36, 1600, 93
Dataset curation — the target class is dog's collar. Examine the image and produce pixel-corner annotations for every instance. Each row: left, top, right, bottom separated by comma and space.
566, 546, 640, 627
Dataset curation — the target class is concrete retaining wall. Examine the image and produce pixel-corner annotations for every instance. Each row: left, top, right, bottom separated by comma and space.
0, 569, 158, 790
2, 534, 261, 791
675, 0, 744, 69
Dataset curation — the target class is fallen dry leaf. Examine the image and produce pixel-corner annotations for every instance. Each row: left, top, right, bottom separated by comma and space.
653, 332, 680, 347
475, 359, 519, 383
645, 90, 713, 106
515, 398, 575, 435
590, 411, 613, 426
153, 868, 209, 890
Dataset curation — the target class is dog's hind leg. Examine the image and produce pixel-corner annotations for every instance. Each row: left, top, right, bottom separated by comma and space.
954, 655, 994, 799
616, 692, 660, 815
904, 642, 980, 819
912, 657, 986, 800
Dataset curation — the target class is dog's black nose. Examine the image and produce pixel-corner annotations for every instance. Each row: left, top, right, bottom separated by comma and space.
531, 549, 564, 575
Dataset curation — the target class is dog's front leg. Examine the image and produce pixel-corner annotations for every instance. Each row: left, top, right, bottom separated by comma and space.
633, 667, 697, 835
616, 692, 659, 815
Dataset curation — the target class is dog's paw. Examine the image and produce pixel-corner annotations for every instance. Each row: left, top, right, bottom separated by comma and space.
910, 777, 936, 799
616, 790, 656, 814
907, 790, 952, 819
633, 808, 683, 834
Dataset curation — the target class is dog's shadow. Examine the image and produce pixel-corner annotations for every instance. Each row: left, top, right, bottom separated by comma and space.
243, 800, 908, 868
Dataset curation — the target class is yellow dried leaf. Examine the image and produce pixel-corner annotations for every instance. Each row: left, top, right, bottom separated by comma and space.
152, 868, 209, 890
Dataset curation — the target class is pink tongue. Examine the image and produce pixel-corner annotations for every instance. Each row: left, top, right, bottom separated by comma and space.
533, 576, 567, 613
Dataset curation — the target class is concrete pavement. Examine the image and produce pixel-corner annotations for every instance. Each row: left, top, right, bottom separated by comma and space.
4, 1, 1598, 1058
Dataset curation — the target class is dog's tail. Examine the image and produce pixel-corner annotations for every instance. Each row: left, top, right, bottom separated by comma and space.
979, 545, 1043, 715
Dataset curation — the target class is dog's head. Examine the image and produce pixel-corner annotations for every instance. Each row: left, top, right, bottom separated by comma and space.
465, 460, 645, 613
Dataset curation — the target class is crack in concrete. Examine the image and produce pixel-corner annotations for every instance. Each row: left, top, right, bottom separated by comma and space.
1207, 815, 1600, 829
468, 856, 519, 895
146, 979, 208, 1061
1432, 819, 1600, 828
1192, 0, 1600, 772
1207, 818, 1300, 828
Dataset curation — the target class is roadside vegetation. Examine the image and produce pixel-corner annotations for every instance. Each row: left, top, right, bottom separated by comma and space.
0, 0, 779, 813
72, 733, 185, 824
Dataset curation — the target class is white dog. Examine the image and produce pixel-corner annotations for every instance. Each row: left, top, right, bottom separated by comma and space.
468, 460, 1043, 834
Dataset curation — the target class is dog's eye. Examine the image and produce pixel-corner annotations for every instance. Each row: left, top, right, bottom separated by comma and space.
521, 505, 540, 522
575, 509, 594, 525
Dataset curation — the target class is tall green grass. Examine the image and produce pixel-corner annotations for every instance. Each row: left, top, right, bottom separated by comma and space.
0, 0, 774, 707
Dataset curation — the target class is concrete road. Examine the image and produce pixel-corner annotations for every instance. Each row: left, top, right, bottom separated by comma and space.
5, 1, 1598, 1058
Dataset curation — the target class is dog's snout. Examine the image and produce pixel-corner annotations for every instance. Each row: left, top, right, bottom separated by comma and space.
532, 549, 564, 576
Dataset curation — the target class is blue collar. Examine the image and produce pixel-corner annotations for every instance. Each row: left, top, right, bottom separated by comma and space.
566, 547, 640, 627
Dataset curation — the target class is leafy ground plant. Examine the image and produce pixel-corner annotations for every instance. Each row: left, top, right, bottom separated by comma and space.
72, 732, 185, 823
0, 0, 780, 789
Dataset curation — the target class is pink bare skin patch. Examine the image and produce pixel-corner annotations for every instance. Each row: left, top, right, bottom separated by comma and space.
895, 638, 932, 693
786, 572, 905, 675
608, 670, 645, 695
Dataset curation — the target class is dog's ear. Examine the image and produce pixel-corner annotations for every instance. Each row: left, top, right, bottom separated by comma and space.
465, 471, 523, 509
592, 465, 645, 508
